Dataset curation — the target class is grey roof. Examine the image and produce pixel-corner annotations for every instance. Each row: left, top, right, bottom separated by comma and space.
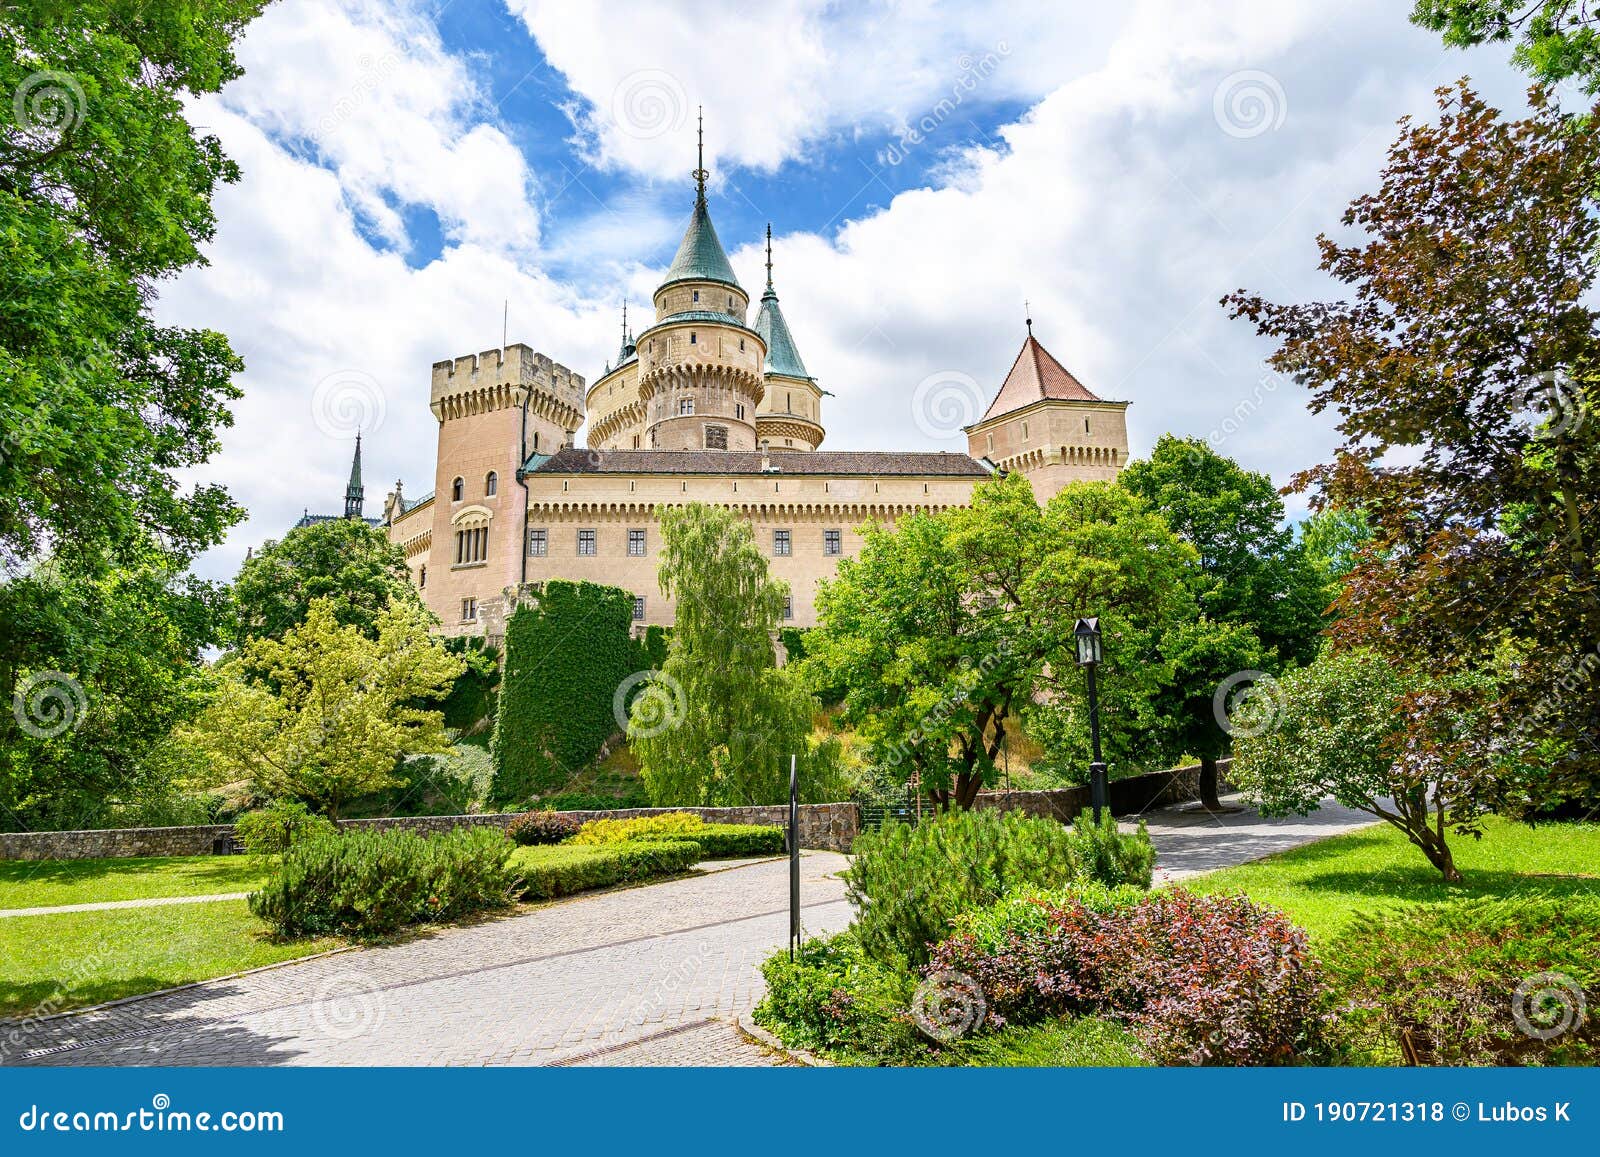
400, 490, 433, 514
527, 448, 992, 478
754, 287, 810, 380
294, 512, 382, 530
661, 200, 741, 290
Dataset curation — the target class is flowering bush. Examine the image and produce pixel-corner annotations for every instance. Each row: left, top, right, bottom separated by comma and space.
929, 888, 1332, 1065
505, 810, 581, 846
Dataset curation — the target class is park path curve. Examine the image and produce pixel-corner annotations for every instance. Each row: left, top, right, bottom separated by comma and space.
3, 798, 1377, 1067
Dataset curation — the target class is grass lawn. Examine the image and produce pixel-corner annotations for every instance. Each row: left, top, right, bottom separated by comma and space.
1186, 816, 1600, 941
0, 900, 340, 1019
944, 1016, 1148, 1067
0, 855, 267, 911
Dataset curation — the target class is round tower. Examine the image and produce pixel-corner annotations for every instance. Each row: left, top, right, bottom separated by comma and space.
637, 112, 765, 452
754, 224, 825, 451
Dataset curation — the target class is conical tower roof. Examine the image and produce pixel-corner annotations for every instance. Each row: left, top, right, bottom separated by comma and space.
980, 325, 1103, 422
659, 109, 742, 292
753, 224, 810, 379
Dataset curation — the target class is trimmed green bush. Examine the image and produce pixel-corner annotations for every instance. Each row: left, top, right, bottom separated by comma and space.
683, 823, 785, 857
509, 840, 701, 899
233, 800, 337, 857
570, 811, 705, 844
754, 929, 924, 1063
845, 808, 1155, 966
1328, 894, 1600, 1066
249, 827, 516, 937
505, 810, 581, 846
490, 581, 638, 802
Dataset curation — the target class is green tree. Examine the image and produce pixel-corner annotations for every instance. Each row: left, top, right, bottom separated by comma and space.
184, 598, 465, 819
1226, 83, 1600, 814
1120, 435, 1329, 808
1415, 1, 1600, 94
806, 475, 1196, 808
0, 548, 228, 830
1230, 647, 1499, 881
232, 517, 423, 642
631, 504, 813, 806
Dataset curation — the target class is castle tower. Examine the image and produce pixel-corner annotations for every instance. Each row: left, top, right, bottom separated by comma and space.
636, 112, 766, 452
343, 433, 365, 519
426, 343, 585, 634
754, 224, 824, 451
964, 319, 1130, 502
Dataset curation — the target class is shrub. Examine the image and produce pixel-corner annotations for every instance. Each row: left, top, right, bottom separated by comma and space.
1068, 810, 1156, 890
509, 840, 701, 899
1328, 894, 1600, 1066
845, 808, 1155, 966
250, 826, 516, 937
929, 888, 1332, 1065
570, 812, 706, 845
753, 930, 924, 1063
542, 789, 652, 811
233, 800, 337, 857
682, 823, 785, 857
505, 810, 581, 846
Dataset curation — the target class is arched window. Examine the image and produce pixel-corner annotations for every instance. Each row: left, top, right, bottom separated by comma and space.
419, 565, 427, 589
485, 471, 498, 497
451, 476, 464, 502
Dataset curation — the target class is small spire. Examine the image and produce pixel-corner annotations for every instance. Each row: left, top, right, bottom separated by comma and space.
344, 432, 365, 520
1024, 299, 1033, 338
692, 106, 708, 207
765, 223, 774, 292
621, 300, 628, 342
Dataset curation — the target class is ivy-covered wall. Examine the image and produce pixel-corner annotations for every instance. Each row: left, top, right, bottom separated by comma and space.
489, 581, 638, 803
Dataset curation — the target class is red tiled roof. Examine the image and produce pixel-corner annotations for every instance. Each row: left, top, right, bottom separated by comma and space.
528, 448, 992, 477
979, 333, 1103, 422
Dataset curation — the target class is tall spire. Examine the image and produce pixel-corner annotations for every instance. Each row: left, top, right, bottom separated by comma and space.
754, 229, 812, 380
692, 105, 708, 207
765, 223, 774, 292
615, 300, 636, 365
343, 432, 365, 520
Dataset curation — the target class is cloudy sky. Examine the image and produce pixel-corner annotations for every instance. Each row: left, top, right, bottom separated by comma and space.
162, 0, 1536, 581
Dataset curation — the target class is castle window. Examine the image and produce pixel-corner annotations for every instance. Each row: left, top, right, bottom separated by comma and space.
986, 433, 994, 454
419, 565, 426, 589
461, 597, 477, 623
782, 596, 794, 620
679, 397, 695, 416
773, 529, 791, 557
824, 529, 841, 556
533, 431, 540, 451
727, 295, 733, 309
451, 476, 464, 502
527, 528, 547, 557
735, 403, 745, 420
692, 289, 699, 302
628, 528, 646, 557
1021, 420, 1029, 440
485, 471, 497, 497
454, 527, 488, 565
632, 435, 640, 448
632, 595, 646, 621
689, 332, 697, 345
1085, 417, 1091, 432
577, 529, 597, 556
786, 391, 792, 412
704, 424, 728, 450
739, 339, 745, 351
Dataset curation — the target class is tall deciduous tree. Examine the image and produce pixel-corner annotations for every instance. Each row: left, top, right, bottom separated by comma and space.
1226, 83, 1600, 815
1415, 1, 1600, 94
232, 517, 423, 642
631, 504, 813, 806
184, 598, 464, 819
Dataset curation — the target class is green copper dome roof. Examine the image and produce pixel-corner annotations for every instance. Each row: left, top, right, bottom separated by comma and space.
754, 287, 810, 380
661, 198, 742, 291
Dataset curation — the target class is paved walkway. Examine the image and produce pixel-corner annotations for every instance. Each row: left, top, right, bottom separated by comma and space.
0, 892, 253, 918
2, 798, 1377, 1067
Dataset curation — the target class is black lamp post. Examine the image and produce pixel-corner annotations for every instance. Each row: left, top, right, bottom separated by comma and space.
1074, 617, 1108, 823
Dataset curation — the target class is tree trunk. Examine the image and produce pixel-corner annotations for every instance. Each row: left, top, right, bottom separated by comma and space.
1412, 828, 1461, 882
1199, 754, 1223, 811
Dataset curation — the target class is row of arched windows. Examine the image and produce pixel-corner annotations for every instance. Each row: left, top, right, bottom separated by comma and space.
451, 471, 498, 503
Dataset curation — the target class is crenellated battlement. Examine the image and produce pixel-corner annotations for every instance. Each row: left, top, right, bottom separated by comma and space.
429, 343, 586, 426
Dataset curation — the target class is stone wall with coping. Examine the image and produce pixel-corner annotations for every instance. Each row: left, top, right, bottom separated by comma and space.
973, 760, 1232, 822
0, 802, 858, 862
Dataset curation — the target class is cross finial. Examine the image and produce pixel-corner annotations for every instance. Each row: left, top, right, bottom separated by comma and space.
765, 223, 774, 291
1024, 299, 1033, 337
692, 106, 708, 206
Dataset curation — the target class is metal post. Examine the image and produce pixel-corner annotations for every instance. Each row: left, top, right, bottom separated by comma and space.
1087, 661, 1107, 823
788, 753, 799, 962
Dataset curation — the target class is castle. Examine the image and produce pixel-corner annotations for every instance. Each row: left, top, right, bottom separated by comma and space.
366, 129, 1130, 642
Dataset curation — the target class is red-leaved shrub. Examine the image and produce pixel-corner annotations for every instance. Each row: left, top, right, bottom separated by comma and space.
928, 889, 1330, 1065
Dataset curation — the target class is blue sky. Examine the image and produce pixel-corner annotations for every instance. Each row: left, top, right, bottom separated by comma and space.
158, 0, 1535, 581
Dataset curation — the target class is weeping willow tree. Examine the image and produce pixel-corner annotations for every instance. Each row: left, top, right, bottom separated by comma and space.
630, 504, 814, 806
